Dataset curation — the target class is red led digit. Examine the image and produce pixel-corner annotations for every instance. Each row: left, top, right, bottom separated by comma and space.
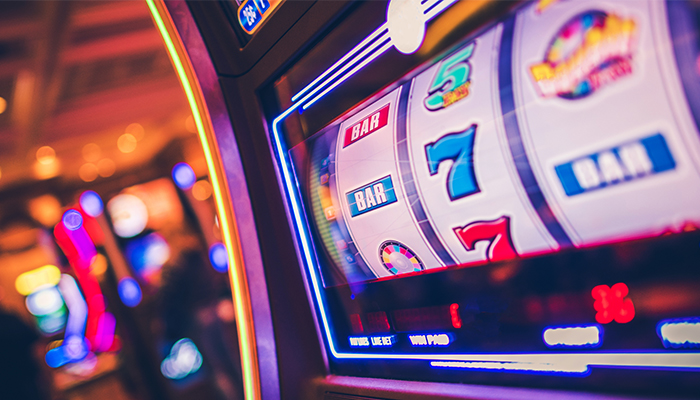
350, 313, 364, 333
591, 283, 635, 324
450, 303, 462, 329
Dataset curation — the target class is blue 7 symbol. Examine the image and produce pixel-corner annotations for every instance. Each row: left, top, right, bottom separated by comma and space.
425, 124, 479, 201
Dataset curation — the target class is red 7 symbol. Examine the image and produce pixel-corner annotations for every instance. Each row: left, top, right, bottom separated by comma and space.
453, 216, 518, 262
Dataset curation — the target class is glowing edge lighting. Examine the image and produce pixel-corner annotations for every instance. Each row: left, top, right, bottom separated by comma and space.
292, 24, 388, 102
145, 1, 260, 399
268, 2, 700, 373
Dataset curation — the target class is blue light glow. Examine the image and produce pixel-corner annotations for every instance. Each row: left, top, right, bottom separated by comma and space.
45, 336, 89, 368
209, 242, 229, 272
543, 325, 602, 348
62, 209, 83, 231
126, 233, 170, 276
172, 162, 196, 190
80, 191, 104, 217
658, 318, 700, 349
161, 338, 203, 380
118, 277, 142, 307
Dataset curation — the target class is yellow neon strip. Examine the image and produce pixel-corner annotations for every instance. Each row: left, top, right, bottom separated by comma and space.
145, 1, 260, 399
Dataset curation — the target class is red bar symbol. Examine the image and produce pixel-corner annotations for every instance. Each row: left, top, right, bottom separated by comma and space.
343, 104, 390, 147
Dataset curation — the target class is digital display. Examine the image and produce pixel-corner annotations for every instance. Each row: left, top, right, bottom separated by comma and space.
275, 0, 700, 392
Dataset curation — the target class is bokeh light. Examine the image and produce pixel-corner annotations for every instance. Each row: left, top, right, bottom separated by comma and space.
125, 123, 145, 141
97, 158, 116, 177
29, 194, 62, 226
62, 209, 83, 231
36, 146, 56, 165
107, 194, 148, 238
172, 162, 196, 189
209, 242, 229, 272
0, 96, 6, 114
26, 286, 64, 316
192, 179, 212, 201
118, 277, 142, 307
80, 190, 104, 217
79, 163, 99, 182
82, 143, 101, 162
160, 338, 203, 380
15, 265, 61, 296
126, 232, 170, 277
117, 133, 138, 153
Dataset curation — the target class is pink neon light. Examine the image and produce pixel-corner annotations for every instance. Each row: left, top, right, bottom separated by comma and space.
54, 211, 110, 350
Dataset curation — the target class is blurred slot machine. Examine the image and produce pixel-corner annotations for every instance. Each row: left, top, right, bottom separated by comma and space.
149, 0, 700, 399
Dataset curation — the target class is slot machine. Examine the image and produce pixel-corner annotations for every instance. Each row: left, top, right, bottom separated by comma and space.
146, 0, 700, 398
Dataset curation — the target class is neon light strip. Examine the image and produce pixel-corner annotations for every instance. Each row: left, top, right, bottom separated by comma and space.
146, 2, 260, 399
269, 0, 700, 374
424, 0, 459, 20
301, 40, 393, 110
431, 360, 589, 374
291, 24, 389, 102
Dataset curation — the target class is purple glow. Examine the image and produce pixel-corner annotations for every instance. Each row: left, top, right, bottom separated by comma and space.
62, 209, 83, 231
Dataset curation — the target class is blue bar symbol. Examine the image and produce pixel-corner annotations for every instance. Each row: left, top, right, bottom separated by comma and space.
555, 133, 676, 196
347, 175, 398, 217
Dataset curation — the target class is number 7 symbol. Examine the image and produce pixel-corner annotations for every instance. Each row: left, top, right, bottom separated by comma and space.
425, 124, 479, 201
453, 216, 518, 262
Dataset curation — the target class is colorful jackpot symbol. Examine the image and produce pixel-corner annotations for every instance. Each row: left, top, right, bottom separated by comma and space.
379, 241, 424, 275
529, 11, 636, 99
453, 216, 518, 262
425, 41, 475, 111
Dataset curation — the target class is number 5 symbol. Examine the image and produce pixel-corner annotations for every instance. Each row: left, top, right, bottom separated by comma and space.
425, 42, 475, 111
453, 216, 518, 262
425, 124, 479, 201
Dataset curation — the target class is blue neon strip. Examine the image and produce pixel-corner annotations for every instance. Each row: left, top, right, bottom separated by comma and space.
291, 25, 389, 103
301, 39, 393, 110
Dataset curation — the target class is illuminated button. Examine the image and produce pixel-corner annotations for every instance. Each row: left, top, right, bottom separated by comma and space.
408, 333, 451, 347
657, 318, 700, 348
370, 335, 395, 347
543, 325, 602, 348
348, 336, 370, 347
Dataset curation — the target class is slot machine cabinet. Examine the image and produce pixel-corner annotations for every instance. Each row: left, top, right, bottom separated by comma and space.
148, 0, 700, 399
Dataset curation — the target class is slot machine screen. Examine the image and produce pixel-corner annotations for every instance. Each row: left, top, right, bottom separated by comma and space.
265, 0, 700, 395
